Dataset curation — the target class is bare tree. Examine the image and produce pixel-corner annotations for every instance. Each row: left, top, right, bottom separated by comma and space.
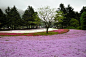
38, 6, 56, 33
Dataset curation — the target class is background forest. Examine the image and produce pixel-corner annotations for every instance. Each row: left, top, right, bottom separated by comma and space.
0, 3, 86, 30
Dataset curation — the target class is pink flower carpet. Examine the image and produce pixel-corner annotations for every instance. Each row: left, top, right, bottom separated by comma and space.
0, 29, 86, 57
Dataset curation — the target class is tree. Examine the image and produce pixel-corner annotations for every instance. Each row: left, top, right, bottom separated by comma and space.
22, 6, 35, 28
58, 3, 66, 14
57, 3, 67, 28
38, 6, 56, 33
54, 11, 65, 28
5, 7, 11, 28
0, 9, 6, 28
9, 6, 21, 29
75, 12, 80, 26
33, 12, 41, 28
80, 12, 86, 30
80, 6, 86, 15
66, 5, 76, 26
70, 18, 79, 28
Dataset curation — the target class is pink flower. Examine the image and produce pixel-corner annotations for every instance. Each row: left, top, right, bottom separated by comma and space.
53, 29, 69, 33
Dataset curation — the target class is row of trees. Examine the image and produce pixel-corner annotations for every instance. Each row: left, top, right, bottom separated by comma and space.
0, 3, 86, 32
54, 3, 86, 29
0, 6, 41, 29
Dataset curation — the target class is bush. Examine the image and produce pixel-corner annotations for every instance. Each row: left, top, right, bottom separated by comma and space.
77, 26, 82, 29
66, 26, 76, 29
70, 18, 79, 28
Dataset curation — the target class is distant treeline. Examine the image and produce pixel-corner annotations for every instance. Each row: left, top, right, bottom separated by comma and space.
0, 3, 86, 30
0, 6, 41, 29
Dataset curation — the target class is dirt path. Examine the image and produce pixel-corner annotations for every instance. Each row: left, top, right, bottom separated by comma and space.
0, 28, 58, 33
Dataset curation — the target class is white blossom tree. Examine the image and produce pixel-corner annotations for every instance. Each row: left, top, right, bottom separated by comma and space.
38, 6, 56, 33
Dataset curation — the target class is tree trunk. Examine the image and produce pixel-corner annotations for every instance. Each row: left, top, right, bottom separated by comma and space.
46, 27, 49, 33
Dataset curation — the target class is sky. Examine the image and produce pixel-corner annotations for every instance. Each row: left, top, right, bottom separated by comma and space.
0, 0, 86, 12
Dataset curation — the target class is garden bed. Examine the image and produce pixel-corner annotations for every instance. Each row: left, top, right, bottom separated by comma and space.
0, 29, 69, 36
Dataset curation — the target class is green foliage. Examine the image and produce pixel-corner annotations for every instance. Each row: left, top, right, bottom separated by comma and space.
1, 6, 40, 29
77, 26, 82, 29
66, 5, 76, 26
80, 12, 86, 30
0, 9, 6, 28
5, 6, 22, 29
75, 12, 80, 26
10, 6, 21, 29
33, 12, 41, 26
66, 26, 76, 29
0, 4, 85, 30
58, 3, 66, 14
54, 10, 66, 28
57, 3, 67, 28
22, 6, 39, 28
80, 6, 86, 15
5, 7, 11, 28
54, 11, 65, 22
70, 18, 79, 28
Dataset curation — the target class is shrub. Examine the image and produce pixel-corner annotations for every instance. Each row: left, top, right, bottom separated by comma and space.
66, 26, 76, 29
70, 18, 79, 28
77, 26, 82, 29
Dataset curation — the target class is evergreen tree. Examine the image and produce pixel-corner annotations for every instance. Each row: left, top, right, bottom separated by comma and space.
75, 12, 80, 26
80, 12, 86, 30
22, 6, 35, 28
0, 9, 6, 28
57, 4, 80, 28
5, 7, 11, 28
58, 3, 66, 14
28, 6, 36, 28
10, 6, 21, 29
33, 12, 41, 28
57, 3, 67, 28
65, 4, 76, 27
79, 6, 86, 26
80, 6, 86, 15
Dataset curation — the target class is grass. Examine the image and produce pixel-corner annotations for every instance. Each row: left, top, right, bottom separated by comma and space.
33, 32, 58, 36
22, 33, 29, 35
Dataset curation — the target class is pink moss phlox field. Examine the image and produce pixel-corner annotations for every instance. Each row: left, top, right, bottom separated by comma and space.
0, 29, 86, 57
53, 29, 69, 34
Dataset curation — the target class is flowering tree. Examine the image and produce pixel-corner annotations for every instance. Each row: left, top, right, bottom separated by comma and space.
38, 6, 56, 33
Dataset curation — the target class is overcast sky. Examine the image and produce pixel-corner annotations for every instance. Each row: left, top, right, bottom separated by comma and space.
0, 0, 86, 12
